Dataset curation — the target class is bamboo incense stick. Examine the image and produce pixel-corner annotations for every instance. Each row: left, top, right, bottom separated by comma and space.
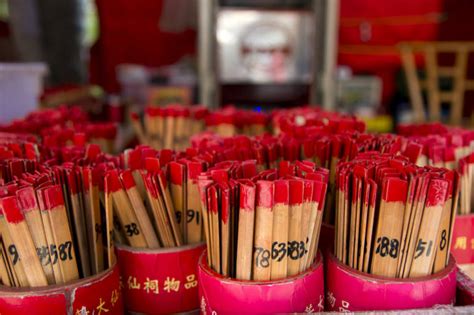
235, 180, 256, 280
252, 181, 274, 280
169, 162, 186, 236
270, 180, 289, 280
104, 174, 116, 268
433, 172, 456, 272
208, 184, 221, 274
220, 183, 231, 277
357, 178, 371, 271
0, 246, 11, 286
370, 178, 407, 277
298, 180, 313, 273
82, 167, 104, 274
143, 173, 175, 247
198, 178, 214, 267
121, 170, 160, 248
186, 162, 204, 244
65, 169, 91, 277
362, 179, 377, 273
287, 180, 304, 276
156, 171, 183, 246
16, 187, 55, 284
306, 179, 327, 270
0, 207, 29, 287
400, 174, 430, 278
1, 196, 48, 287
36, 187, 64, 284
42, 185, 80, 283
107, 171, 148, 248
409, 179, 448, 277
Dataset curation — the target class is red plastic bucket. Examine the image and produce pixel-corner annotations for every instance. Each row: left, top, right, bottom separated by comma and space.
116, 242, 205, 314
198, 250, 325, 314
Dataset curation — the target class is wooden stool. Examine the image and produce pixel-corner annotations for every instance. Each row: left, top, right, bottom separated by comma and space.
399, 41, 474, 125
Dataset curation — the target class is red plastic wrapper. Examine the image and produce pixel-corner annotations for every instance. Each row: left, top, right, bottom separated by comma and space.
325, 252, 457, 312
0, 264, 123, 315
198, 250, 325, 314
116, 243, 205, 314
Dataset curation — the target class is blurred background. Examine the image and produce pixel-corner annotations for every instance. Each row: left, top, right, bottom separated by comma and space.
0, 0, 473, 131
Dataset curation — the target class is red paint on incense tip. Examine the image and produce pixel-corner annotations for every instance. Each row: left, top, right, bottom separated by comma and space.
303, 180, 313, 202
211, 169, 228, 184
91, 166, 102, 187
120, 170, 136, 190
289, 180, 304, 205
143, 173, 159, 198
144, 157, 161, 173
128, 149, 142, 171
85, 144, 101, 160
426, 178, 448, 207
1, 196, 24, 223
274, 180, 289, 204
106, 170, 123, 193
369, 179, 378, 208
82, 168, 91, 192
42, 185, 65, 210
311, 180, 323, 203
381, 177, 408, 203
208, 185, 219, 214
242, 160, 257, 178
198, 179, 213, 207
16, 186, 38, 212
66, 171, 78, 194
239, 180, 256, 212
220, 185, 230, 223
169, 162, 184, 185
187, 162, 203, 180
158, 171, 168, 188
256, 181, 274, 208
317, 183, 328, 211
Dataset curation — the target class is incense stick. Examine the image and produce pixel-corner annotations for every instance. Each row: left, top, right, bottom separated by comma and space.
1, 196, 48, 287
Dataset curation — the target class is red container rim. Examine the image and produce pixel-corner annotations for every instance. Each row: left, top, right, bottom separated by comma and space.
327, 251, 457, 283
0, 263, 118, 296
199, 249, 323, 286
115, 242, 206, 255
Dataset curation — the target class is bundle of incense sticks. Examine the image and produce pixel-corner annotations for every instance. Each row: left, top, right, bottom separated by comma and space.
402, 135, 473, 169
191, 132, 404, 225
271, 106, 366, 136
205, 107, 269, 137
399, 123, 474, 164
335, 152, 459, 278
191, 134, 283, 171
399, 124, 474, 214
0, 177, 113, 287
0, 144, 118, 287
130, 104, 208, 151
458, 153, 474, 214
41, 122, 117, 154
0, 105, 88, 135
110, 146, 208, 248
197, 160, 328, 280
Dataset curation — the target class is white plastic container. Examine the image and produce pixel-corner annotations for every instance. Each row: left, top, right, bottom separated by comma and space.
0, 63, 47, 123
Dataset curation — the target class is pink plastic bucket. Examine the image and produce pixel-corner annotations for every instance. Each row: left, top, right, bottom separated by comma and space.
0, 264, 123, 315
325, 252, 457, 311
198, 250, 325, 314
116, 243, 205, 314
